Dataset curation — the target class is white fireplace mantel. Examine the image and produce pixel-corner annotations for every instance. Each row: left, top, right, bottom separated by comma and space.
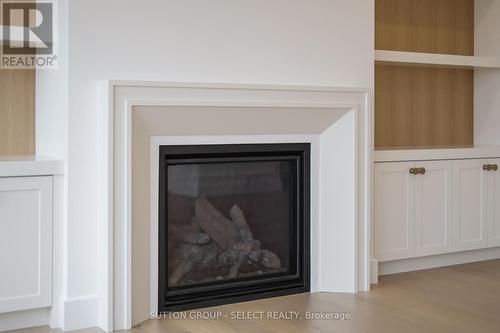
99, 81, 372, 332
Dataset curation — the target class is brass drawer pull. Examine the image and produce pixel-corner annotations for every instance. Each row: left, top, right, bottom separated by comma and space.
483, 164, 499, 171
410, 167, 426, 175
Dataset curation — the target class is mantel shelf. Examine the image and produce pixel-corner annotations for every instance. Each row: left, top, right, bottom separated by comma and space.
375, 50, 500, 69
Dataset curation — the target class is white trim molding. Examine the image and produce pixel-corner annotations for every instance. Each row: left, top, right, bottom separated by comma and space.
100, 81, 373, 331
60, 296, 99, 332
379, 247, 500, 276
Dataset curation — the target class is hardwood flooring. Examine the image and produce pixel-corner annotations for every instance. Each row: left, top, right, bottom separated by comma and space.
8, 259, 500, 333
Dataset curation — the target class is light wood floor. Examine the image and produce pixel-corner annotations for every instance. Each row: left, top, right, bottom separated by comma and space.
9, 259, 500, 333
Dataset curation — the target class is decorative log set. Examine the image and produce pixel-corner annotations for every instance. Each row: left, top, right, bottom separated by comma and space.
168, 196, 284, 287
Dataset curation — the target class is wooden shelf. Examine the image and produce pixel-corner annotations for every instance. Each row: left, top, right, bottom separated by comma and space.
375, 50, 500, 70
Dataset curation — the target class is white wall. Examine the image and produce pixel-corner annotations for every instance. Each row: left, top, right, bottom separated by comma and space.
475, 0, 500, 145
37, 0, 374, 330
36, 0, 69, 330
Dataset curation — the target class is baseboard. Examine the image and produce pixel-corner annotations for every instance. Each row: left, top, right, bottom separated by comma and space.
62, 295, 99, 331
0, 308, 49, 332
379, 247, 500, 276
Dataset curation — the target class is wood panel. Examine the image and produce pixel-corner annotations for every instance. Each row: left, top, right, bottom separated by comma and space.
375, 0, 475, 56
0, 69, 35, 156
375, 64, 473, 149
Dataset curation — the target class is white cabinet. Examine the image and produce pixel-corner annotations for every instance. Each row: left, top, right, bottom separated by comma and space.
487, 159, 500, 247
452, 160, 488, 251
375, 162, 414, 261
376, 157, 500, 263
0, 176, 53, 313
375, 161, 452, 261
414, 161, 453, 256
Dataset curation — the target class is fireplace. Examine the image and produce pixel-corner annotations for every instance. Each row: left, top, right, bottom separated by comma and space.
105, 82, 370, 329
158, 143, 310, 311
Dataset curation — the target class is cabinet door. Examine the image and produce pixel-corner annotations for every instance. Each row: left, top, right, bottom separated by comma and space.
452, 160, 488, 251
414, 161, 453, 256
375, 162, 414, 261
0, 176, 53, 313
487, 159, 500, 248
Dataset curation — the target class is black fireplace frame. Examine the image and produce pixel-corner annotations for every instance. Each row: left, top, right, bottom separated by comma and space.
158, 143, 310, 312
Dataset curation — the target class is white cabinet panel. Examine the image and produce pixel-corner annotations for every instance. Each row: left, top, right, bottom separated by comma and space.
375, 162, 414, 261
487, 159, 500, 247
414, 161, 452, 256
452, 160, 488, 251
0, 176, 52, 313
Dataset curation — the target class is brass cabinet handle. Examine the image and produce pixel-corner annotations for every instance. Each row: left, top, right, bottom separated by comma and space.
483, 164, 498, 171
409, 167, 426, 175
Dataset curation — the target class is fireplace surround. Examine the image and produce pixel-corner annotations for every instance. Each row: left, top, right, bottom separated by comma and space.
158, 143, 310, 311
101, 81, 372, 330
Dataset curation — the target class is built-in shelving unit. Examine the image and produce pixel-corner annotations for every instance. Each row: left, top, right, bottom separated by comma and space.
375, 0, 500, 151
374, 0, 500, 274
375, 50, 500, 69
0, 25, 36, 156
